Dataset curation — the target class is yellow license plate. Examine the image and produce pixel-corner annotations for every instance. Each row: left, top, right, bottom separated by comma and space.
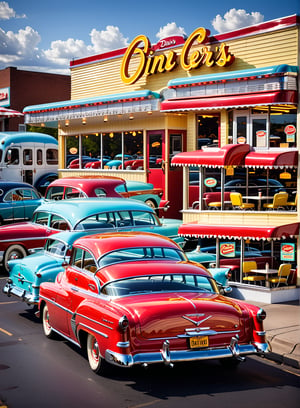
189, 336, 209, 349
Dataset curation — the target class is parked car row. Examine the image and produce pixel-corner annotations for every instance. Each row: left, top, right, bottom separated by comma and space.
3, 231, 269, 374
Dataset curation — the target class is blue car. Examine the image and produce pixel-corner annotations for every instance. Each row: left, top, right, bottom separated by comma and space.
0, 181, 43, 225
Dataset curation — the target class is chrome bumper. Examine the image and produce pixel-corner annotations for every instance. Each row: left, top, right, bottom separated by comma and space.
3, 283, 37, 305
105, 337, 270, 368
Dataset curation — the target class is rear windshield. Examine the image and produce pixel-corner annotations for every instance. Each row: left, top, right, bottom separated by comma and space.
101, 274, 217, 297
99, 246, 185, 268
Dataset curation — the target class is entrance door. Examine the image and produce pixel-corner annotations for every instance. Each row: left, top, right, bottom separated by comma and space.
250, 115, 268, 148
147, 131, 165, 191
146, 130, 184, 219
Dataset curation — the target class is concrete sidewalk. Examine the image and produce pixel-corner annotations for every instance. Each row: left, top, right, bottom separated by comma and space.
250, 300, 300, 369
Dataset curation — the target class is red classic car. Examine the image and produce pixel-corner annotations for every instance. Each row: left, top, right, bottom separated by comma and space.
38, 231, 269, 375
45, 176, 169, 212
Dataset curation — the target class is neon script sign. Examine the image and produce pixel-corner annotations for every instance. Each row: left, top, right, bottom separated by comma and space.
121, 27, 235, 85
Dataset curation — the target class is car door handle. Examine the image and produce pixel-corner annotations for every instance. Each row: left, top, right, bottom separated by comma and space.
71, 286, 79, 292
88, 283, 96, 291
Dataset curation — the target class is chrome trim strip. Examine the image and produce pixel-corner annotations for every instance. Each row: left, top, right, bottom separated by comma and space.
77, 322, 108, 338
255, 331, 266, 336
75, 312, 113, 330
0, 237, 47, 243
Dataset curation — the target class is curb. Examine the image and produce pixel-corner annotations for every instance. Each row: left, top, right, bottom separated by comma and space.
265, 335, 300, 369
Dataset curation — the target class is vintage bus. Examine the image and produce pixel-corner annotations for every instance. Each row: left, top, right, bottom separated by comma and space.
0, 132, 58, 194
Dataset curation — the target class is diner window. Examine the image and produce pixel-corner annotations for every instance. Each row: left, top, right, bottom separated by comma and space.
65, 132, 143, 170
66, 136, 79, 167
231, 107, 297, 148
270, 108, 297, 148
197, 115, 219, 148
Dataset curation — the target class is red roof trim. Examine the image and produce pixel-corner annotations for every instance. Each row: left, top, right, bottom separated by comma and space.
245, 150, 298, 168
171, 144, 250, 167
178, 222, 300, 240
161, 91, 297, 111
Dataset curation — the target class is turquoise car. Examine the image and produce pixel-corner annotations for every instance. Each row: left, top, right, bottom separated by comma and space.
4, 230, 230, 306
0, 181, 43, 225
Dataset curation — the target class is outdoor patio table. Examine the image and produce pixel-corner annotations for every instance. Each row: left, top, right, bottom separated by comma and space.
243, 196, 274, 211
250, 268, 278, 288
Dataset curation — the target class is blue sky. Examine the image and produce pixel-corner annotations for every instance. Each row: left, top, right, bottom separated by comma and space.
0, 0, 299, 74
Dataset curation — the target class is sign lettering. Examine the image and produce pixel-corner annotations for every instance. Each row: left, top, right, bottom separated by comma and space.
121, 28, 235, 85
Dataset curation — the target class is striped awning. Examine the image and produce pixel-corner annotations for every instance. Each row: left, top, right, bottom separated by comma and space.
0, 107, 24, 117
178, 222, 300, 241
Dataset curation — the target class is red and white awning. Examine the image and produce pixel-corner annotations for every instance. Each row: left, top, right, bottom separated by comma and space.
0, 107, 24, 117
161, 90, 297, 112
245, 150, 298, 169
178, 222, 300, 241
171, 144, 250, 168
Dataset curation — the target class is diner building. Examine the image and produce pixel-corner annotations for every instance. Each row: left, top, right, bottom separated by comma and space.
23, 15, 300, 302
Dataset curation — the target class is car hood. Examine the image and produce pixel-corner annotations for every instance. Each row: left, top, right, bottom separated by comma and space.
0, 222, 49, 239
114, 292, 247, 340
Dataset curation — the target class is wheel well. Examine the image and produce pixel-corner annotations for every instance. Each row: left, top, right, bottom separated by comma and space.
78, 329, 88, 350
39, 300, 46, 320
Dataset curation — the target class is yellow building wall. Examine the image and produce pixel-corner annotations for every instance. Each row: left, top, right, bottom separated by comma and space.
71, 26, 299, 100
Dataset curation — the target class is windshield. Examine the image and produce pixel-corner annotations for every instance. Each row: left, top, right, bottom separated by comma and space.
99, 246, 185, 268
101, 274, 217, 297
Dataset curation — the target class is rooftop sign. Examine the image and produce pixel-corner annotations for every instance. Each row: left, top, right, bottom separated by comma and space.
120, 28, 235, 85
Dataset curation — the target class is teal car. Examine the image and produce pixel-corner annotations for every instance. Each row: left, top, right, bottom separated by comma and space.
3, 230, 230, 306
0, 181, 43, 225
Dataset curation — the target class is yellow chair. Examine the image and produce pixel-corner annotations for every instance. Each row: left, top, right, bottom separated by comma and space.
230, 193, 255, 210
242, 261, 266, 285
287, 193, 297, 210
208, 201, 222, 210
263, 192, 288, 210
268, 263, 291, 287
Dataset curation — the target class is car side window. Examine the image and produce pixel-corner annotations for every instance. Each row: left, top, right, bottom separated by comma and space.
82, 250, 97, 273
72, 248, 84, 269
94, 188, 107, 197
71, 248, 97, 273
115, 211, 133, 227
65, 187, 83, 199
33, 211, 49, 225
22, 189, 35, 200
11, 189, 23, 201
50, 215, 70, 230
45, 186, 64, 200
131, 210, 156, 226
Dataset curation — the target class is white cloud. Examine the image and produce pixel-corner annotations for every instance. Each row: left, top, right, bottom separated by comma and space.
212, 8, 264, 33
0, 1, 26, 20
156, 22, 186, 40
0, 26, 41, 63
90, 25, 129, 53
44, 38, 92, 66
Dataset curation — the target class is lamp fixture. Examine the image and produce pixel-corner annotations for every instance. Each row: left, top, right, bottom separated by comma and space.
129, 113, 134, 120
104, 115, 108, 122
65, 119, 69, 127
82, 117, 86, 125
